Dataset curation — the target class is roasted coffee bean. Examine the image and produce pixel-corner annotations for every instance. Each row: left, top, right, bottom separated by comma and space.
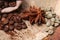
7, 13, 13, 19
9, 20, 14, 25
0, 26, 2, 30
13, 16, 18, 22
9, 16, 14, 21
3, 25, 9, 32
13, 18, 21, 23
20, 22, 27, 29
16, 26, 22, 30
4, 2, 9, 7
1, 17, 8, 24
22, 25, 27, 29
13, 13, 18, 16
16, 17, 22, 22
2, 14, 8, 18
0, 23, 3, 30
14, 23, 22, 30
8, 13, 13, 16
8, 25, 14, 31
14, 23, 19, 27
9, 2, 16, 7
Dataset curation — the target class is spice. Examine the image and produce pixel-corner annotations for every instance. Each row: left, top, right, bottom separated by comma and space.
20, 6, 45, 25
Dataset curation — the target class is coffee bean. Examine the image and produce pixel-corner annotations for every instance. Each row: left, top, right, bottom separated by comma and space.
37, 20, 41, 25
4, 2, 9, 7
22, 25, 27, 29
1, 17, 8, 24
3, 25, 9, 32
9, 2, 16, 7
8, 25, 14, 31
7, 13, 13, 19
2, 14, 8, 18
14, 23, 19, 27
9, 20, 14, 25
16, 26, 22, 30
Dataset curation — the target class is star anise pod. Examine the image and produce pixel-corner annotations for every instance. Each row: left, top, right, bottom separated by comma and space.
20, 6, 45, 25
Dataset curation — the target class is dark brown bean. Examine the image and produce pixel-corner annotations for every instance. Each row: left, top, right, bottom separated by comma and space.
20, 22, 27, 29
2, 14, 8, 18
9, 2, 16, 7
14, 23, 19, 27
22, 25, 27, 29
4, 2, 9, 7
8, 25, 14, 31
0, 24, 3, 30
9, 20, 14, 25
16, 26, 22, 30
3, 25, 9, 32
1, 17, 8, 24
7, 13, 13, 19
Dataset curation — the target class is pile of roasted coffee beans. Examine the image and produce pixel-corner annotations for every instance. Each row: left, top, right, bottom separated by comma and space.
0, 13, 27, 32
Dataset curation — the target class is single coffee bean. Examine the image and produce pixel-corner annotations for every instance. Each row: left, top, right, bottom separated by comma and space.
8, 25, 14, 31
1, 17, 9, 24
4, 2, 9, 7
16, 25, 22, 30
9, 2, 16, 7
0, 24, 3, 30
14, 23, 19, 27
2, 14, 8, 18
3, 25, 9, 32
7, 13, 13, 19
22, 25, 27, 29
9, 20, 14, 25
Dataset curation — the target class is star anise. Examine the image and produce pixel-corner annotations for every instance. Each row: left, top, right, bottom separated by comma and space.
20, 6, 45, 25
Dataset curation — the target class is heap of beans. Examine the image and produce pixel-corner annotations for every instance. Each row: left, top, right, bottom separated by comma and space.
0, 13, 27, 32
0, 0, 27, 32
